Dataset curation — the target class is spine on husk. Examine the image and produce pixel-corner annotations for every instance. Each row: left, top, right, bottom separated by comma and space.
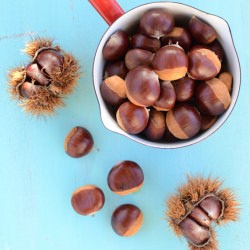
8, 37, 81, 117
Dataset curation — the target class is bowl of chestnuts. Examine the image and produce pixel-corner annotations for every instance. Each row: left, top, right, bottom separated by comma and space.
89, 0, 240, 148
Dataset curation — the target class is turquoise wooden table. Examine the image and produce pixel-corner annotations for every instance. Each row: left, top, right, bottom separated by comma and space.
0, 0, 249, 249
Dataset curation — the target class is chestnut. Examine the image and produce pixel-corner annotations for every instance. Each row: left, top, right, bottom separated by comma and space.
153, 81, 176, 111
107, 161, 144, 195
20, 81, 39, 99
188, 48, 221, 81
152, 45, 188, 81
125, 66, 160, 107
195, 78, 231, 116
104, 60, 128, 79
100, 75, 127, 107
172, 76, 195, 102
179, 217, 211, 246
36, 49, 63, 75
219, 72, 233, 92
102, 30, 130, 61
64, 126, 94, 158
116, 101, 149, 134
26, 63, 50, 86
144, 110, 166, 141
111, 204, 143, 236
71, 185, 105, 216
140, 9, 174, 38
199, 196, 223, 221
160, 27, 192, 52
166, 104, 201, 139
207, 40, 224, 62
125, 49, 154, 70
201, 115, 217, 131
163, 123, 179, 142
131, 33, 161, 52
189, 206, 211, 228
189, 16, 217, 44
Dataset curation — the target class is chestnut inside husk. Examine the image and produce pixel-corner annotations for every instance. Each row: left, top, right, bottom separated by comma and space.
8, 37, 81, 116
166, 175, 240, 250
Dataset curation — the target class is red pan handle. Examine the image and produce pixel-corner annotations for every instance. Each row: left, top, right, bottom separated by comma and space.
88, 0, 125, 26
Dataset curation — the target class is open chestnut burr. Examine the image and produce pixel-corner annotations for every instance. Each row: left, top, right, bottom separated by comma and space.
8, 37, 81, 117
107, 160, 144, 195
166, 175, 240, 250
90, 1, 240, 148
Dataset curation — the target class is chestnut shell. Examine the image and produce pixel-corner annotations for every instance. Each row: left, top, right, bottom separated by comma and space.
111, 204, 143, 236
64, 127, 94, 158
107, 161, 144, 195
71, 185, 105, 216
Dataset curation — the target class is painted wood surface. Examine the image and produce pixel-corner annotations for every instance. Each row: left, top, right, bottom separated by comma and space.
0, 0, 249, 249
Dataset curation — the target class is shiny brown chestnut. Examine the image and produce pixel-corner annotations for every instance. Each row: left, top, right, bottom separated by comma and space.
131, 33, 161, 52
71, 185, 105, 216
125, 49, 154, 70
100, 75, 127, 107
153, 81, 176, 111
166, 104, 201, 139
125, 66, 160, 107
116, 101, 149, 134
102, 30, 130, 61
195, 78, 231, 116
20, 81, 39, 99
111, 204, 143, 236
179, 217, 211, 246
219, 72, 233, 92
152, 45, 188, 81
199, 196, 223, 221
188, 48, 221, 81
36, 49, 63, 75
104, 60, 128, 79
172, 76, 195, 102
163, 123, 179, 142
64, 126, 94, 158
189, 206, 211, 228
107, 161, 144, 195
144, 110, 166, 141
189, 16, 217, 44
160, 27, 192, 52
201, 115, 217, 131
26, 63, 50, 86
140, 9, 174, 38
208, 40, 224, 62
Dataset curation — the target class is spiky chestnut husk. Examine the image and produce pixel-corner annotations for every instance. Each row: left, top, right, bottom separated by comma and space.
166, 175, 239, 250
7, 37, 81, 117
8, 66, 27, 100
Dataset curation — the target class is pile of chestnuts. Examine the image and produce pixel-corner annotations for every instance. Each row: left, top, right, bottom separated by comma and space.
100, 9, 233, 142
